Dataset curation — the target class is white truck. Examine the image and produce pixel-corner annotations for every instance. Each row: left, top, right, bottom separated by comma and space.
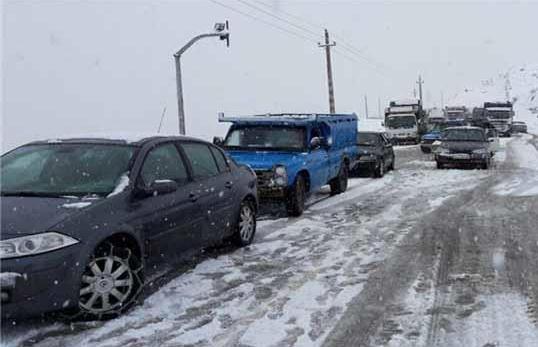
384, 99, 424, 144
484, 101, 514, 137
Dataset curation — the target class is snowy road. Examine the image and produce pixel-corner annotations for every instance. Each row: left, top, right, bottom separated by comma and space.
2, 136, 538, 347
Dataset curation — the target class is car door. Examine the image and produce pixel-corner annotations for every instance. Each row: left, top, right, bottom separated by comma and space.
180, 142, 229, 246
307, 126, 330, 188
131, 142, 202, 265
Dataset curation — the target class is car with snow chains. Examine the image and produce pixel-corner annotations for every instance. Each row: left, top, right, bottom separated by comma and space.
0, 135, 258, 320
434, 127, 494, 169
216, 113, 358, 216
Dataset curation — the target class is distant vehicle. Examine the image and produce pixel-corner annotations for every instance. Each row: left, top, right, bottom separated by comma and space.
352, 131, 395, 178
384, 99, 426, 144
0, 135, 258, 320
435, 127, 494, 169
217, 113, 358, 216
444, 105, 469, 121
426, 107, 446, 126
421, 120, 466, 153
511, 121, 528, 133
484, 101, 514, 137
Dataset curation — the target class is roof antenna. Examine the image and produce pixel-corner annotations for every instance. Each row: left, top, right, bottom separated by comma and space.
157, 106, 167, 133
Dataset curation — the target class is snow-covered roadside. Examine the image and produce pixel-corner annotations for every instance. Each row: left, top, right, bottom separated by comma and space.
1, 149, 494, 347
493, 134, 538, 197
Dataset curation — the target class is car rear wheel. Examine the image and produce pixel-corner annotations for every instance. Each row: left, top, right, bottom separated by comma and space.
233, 199, 257, 246
330, 163, 348, 195
76, 242, 143, 320
287, 175, 306, 216
436, 161, 444, 169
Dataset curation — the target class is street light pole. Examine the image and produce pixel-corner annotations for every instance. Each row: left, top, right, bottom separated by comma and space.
174, 23, 229, 135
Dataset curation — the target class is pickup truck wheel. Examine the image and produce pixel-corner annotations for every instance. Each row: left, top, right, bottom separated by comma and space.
287, 176, 306, 217
330, 164, 349, 195
373, 159, 385, 178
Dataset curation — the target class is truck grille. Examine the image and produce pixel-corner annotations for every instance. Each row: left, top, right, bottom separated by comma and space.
254, 170, 273, 188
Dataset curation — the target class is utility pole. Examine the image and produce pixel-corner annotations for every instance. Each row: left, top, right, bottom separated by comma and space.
364, 94, 369, 119
318, 29, 336, 114
417, 74, 424, 106
174, 22, 230, 135
378, 97, 382, 118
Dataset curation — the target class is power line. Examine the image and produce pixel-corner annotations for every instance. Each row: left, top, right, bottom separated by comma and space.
249, 0, 391, 72
209, 0, 318, 44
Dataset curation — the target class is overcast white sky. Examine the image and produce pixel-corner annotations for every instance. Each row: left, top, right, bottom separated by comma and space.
2, 0, 538, 151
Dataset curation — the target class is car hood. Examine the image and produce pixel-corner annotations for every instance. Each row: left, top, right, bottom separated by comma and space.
0, 196, 98, 239
443, 141, 488, 153
226, 150, 307, 170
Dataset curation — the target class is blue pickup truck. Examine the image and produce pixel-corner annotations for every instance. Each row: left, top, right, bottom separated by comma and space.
216, 113, 358, 216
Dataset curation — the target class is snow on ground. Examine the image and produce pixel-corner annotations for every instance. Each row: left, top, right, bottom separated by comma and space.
1, 147, 492, 347
493, 134, 538, 197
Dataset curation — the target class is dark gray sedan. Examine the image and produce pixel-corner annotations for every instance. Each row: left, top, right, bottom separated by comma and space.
435, 127, 493, 169
352, 132, 395, 178
1, 135, 258, 320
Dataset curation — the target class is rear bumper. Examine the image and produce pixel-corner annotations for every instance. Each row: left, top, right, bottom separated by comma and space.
435, 154, 489, 166
1, 243, 86, 320
391, 136, 418, 144
353, 159, 378, 172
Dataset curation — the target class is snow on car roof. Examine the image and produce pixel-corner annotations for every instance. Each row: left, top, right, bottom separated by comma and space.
485, 107, 512, 111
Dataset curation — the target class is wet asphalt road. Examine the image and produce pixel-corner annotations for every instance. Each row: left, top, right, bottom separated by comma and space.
324, 135, 538, 347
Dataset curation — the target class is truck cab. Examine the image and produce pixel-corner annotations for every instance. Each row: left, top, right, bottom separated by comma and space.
217, 113, 358, 216
385, 113, 419, 144
484, 102, 514, 137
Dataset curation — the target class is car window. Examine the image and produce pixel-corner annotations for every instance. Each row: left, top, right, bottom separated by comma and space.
140, 143, 188, 187
182, 142, 220, 179
210, 146, 229, 172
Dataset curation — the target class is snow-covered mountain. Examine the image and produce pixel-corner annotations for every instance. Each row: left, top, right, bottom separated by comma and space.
449, 64, 538, 135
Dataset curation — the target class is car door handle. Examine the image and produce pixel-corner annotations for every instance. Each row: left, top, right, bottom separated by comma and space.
189, 193, 199, 202
225, 181, 233, 189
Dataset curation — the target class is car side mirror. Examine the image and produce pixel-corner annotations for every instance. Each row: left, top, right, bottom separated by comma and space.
310, 136, 322, 149
141, 179, 178, 197
213, 136, 224, 147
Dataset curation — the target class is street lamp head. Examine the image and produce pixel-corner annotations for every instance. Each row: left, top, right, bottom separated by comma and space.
214, 22, 226, 32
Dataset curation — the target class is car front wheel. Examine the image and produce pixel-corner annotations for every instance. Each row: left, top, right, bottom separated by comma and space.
287, 175, 306, 216
233, 199, 257, 246
330, 163, 349, 195
373, 158, 385, 178
76, 242, 143, 320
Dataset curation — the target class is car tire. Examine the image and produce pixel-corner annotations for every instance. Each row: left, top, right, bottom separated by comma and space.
436, 161, 444, 169
71, 242, 143, 320
373, 158, 385, 178
330, 163, 349, 195
287, 175, 306, 217
232, 199, 257, 246
387, 158, 395, 171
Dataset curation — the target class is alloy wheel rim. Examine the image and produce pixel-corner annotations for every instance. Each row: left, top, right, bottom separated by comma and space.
239, 205, 255, 241
79, 255, 134, 313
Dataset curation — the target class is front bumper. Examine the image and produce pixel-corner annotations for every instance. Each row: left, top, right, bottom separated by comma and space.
1, 243, 86, 319
258, 186, 288, 200
435, 153, 489, 166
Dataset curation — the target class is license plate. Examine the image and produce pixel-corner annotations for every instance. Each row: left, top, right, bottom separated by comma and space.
452, 153, 470, 159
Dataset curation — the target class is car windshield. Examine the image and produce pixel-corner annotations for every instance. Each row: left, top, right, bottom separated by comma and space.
358, 133, 381, 146
0, 144, 135, 197
386, 116, 416, 129
486, 110, 511, 119
223, 126, 306, 151
442, 129, 485, 142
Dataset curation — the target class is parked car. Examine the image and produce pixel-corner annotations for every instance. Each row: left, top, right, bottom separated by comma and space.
511, 121, 528, 133
435, 127, 493, 169
352, 131, 395, 177
217, 113, 358, 216
0, 135, 258, 320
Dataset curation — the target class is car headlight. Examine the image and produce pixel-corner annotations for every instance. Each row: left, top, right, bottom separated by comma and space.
0, 232, 79, 259
273, 165, 287, 186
